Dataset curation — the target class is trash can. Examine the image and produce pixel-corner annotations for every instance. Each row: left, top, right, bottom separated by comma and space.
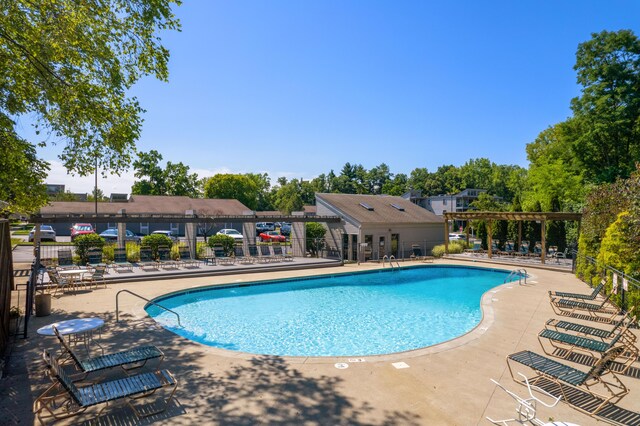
35, 293, 51, 317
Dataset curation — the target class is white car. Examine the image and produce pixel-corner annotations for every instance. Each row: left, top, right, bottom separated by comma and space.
448, 233, 467, 241
28, 225, 56, 242
217, 229, 244, 240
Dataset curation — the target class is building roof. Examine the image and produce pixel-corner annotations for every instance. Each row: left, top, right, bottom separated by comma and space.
316, 193, 443, 225
39, 195, 250, 216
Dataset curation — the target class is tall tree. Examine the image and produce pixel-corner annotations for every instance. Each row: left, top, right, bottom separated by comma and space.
273, 179, 304, 214
571, 29, 640, 183
203, 174, 259, 210
131, 150, 199, 197
0, 0, 180, 212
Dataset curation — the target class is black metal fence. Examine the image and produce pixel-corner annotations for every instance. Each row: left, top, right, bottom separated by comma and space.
572, 249, 640, 316
0, 220, 14, 355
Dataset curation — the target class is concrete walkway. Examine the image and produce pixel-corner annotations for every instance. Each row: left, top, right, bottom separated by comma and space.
2, 259, 639, 425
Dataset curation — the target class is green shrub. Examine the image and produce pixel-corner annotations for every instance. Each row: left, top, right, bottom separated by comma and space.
126, 242, 140, 262
207, 234, 235, 255
141, 233, 173, 259
306, 222, 326, 256
102, 244, 115, 262
431, 241, 465, 258
73, 234, 105, 264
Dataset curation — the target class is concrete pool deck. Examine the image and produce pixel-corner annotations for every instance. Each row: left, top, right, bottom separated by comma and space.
3, 259, 639, 425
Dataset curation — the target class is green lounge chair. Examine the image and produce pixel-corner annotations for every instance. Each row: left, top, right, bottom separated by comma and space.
464, 240, 483, 255
248, 244, 268, 263
213, 245, 235, 265
157, 246, 178, 270
272, 244, 291, 261
514, 240, 529, 256
549, 282, 605, 301
53, 326, 163, 378
498, 240, 515, 256
57, 249, 75, 269
506, 346, 628, 416
233, 245, 253, 264
138, 246, 158, 271
544, 313, 633, 341
178, 246, 199, 268
537, 325, 638, 373
550, 293, 621, 321
260, 244, 277, 262
82, 265, 107, 290
112, 247, 134, 272
86, 248, 107, 269
35, 351, 177, 423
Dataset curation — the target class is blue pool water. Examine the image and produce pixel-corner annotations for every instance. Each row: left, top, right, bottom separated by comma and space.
146, 265, 515, 357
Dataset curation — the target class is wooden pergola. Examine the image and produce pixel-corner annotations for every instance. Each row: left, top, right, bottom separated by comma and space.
443, 211, 582, 264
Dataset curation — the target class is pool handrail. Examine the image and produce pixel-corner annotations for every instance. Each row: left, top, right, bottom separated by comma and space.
505, 269, 527, 285
116, 289, 182, 327
382, 255, 400, 269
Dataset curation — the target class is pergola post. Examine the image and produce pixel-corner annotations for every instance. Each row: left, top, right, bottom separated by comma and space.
541, 220, 546, 264
487, 220, 493, 259
517, 221, 522, 249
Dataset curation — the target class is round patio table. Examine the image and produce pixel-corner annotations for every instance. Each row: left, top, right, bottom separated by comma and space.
37, 317, 104, 355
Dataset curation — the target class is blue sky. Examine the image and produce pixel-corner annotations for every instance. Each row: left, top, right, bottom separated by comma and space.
40, 0, 640, 194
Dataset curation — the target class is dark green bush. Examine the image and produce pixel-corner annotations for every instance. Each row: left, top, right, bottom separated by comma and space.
305, 222, 326, 256
207, 234, 235, 255
141, 233, 173, 259
73, 234, 105, 264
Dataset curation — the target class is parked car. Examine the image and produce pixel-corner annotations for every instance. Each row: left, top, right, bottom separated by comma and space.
28, 225, 56, 242
280, 222, 292, 236
255, 222, 275, 234
150, 230, 179, 242
70, 223, 95, 241
258, 230, 286, 242
448, 233, 467, 241
99, 228, 142, 243
217, 228, 244, 240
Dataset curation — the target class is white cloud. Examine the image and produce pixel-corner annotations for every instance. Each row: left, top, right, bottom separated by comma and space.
46, 160, 136, 195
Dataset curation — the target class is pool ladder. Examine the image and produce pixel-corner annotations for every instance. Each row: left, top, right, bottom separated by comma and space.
505, 268, 527, 285
382, 255, 400, 270
116, 289, 182, 327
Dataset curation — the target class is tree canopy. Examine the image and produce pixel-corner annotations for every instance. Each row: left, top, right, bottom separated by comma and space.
0, 0, 180, 213
131, 150, 200, 197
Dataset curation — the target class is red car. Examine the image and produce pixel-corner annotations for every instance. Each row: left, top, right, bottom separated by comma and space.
258, 231, 286, 242
70, 223, 95, 241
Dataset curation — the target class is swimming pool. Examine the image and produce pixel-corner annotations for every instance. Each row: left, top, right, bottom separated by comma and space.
146, 265, 517, 357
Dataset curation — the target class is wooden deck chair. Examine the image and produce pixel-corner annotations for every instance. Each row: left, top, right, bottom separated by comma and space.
138, 246, 159, 271
537, 324, 638, 373
506, 346, 628, 416
34, 351, 177, 423
233, 245, 253, 264
213, 245, 235, 265
248, 244, 268, 263
112, 247, 134, 272
52, 326, 163, 379
549, 282, 605, 302
550, 293, 622, 322
178, 246, 199, 268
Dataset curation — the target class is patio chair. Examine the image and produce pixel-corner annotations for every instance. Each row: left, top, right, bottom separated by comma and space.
260, 244, 277, 262
138, 246, 159, 271
498, 240, 515, 256
506, 345, 628, 416
537, 325, 638, 373
178, 246, 199, 268
410, 244, 424, 261
273, 244, 292, 261
82, 265, 107, 290
547, 245, 559, 258
213, 245, 235, 265
490, 239, 500, 254
529, 241, 542, 257
86, 248, 107, 269
464, 240, 483, 255
549, 281, 605, 301
514, 240, 530, 256
248, 244, 268, 263
57, 249, 75, 269
157, 246, 179, 270
52, 326, 164, 378
47, 268, 72, 297
234, 245, 253, 264
486, 375, 561, 426
550, 293, 622, 322
34, 351, 177, 423
112, 247, 134, 273
544, 311, 635, 341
